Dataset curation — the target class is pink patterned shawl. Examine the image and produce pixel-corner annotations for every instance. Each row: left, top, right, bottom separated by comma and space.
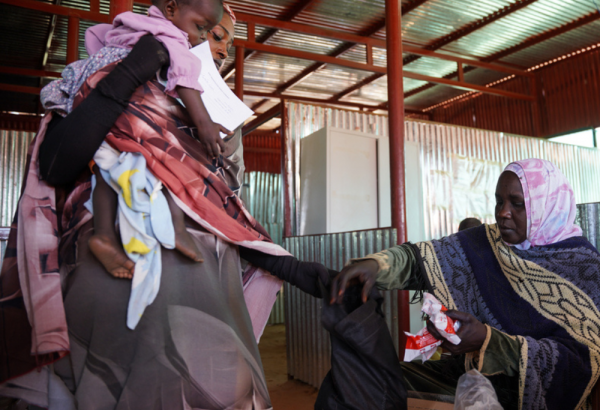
503, 158, 582, 249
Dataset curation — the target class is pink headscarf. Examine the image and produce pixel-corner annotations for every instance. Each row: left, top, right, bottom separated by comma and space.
223, 3, 236, 24
503, 159, 582, 249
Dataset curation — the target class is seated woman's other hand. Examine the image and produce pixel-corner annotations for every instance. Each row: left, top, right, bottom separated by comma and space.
330, 259, 379, 304
426, 310, 487, 355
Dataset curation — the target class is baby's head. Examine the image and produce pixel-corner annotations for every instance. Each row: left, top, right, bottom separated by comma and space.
153, 0, 224, 46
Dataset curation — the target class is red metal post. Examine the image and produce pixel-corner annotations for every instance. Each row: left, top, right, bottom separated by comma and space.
385, 0, 410, 350
280, 99, 293, 237
66, 16, 79, 64
235, 46, 245, 100
110, 0, 133, 21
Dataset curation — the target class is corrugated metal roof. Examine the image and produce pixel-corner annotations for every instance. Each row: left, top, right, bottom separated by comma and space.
438, 0, 597, 60
1, 0, 599, 116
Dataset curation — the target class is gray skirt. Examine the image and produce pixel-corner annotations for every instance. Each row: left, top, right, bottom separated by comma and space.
2, 222, 272, 410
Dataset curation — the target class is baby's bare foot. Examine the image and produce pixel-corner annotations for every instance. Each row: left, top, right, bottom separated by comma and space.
175, 230, 204, 262
89, 234, 135, 279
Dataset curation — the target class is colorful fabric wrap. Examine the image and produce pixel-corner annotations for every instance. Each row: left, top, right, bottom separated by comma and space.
413, 223, 600, 410
0, 62, 286, 383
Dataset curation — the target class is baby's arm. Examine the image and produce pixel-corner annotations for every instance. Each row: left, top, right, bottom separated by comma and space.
39, 36, 169, 185
177, 86, 232, 158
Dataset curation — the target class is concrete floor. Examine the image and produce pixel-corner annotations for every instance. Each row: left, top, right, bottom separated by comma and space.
258, 324, 319, 410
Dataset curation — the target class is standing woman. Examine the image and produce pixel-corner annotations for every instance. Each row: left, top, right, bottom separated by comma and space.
332, 159, 600, 410
0, 6, 326, 409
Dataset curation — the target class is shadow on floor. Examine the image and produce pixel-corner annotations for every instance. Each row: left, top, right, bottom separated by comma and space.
259, 324, 319, 410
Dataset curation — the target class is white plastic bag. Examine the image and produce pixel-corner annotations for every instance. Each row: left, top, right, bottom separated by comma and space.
454, 370, 503, 410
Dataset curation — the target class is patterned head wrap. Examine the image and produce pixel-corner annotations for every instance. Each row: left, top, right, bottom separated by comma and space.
503, 158, 582, 249
223, 3, 236, 25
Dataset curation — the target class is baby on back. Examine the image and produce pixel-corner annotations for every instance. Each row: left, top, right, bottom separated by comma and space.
40, 0, 233, 328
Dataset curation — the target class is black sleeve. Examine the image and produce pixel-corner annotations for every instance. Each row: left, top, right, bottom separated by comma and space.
39, 35, 170, 185
239, 246, 337, 298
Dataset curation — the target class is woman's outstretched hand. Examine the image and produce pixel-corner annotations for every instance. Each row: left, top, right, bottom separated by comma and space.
426, 310, 487, 355
330, 259, 379, 304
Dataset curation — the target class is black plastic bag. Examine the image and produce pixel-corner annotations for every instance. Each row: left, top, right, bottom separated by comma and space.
315, 283, 408, 410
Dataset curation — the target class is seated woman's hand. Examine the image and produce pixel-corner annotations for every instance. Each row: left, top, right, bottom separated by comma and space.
426, 310, 487, 355
330, 259, 379, 304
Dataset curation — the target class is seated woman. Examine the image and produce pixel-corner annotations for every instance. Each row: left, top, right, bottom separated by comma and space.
331, 158, 600, 410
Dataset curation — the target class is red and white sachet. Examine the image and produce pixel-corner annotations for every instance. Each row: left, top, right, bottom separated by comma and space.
404, 293, 461, 362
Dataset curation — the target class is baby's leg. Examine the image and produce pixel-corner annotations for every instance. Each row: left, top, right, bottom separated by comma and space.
164, 189, 204, 262
88, 165, 135, 279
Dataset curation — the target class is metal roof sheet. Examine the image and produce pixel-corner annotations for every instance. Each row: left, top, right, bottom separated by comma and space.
1, 0, 599, 116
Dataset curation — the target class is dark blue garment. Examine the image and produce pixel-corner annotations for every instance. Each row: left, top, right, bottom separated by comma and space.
417, 224, 600, 410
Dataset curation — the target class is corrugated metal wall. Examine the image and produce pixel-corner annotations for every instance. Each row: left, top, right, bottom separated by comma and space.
242, 171, 283, 245
283, 228, 399, 388
1, 130, 34, 227
430, 48, 600, 138
285, 102, 600, 241
242, 132, 281, 174
241, 171, 285, 325
285, 102, 389, 236
404, 120, 600, 240
576, 203, 600, 249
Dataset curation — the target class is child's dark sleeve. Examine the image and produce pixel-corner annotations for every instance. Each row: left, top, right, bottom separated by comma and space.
239, 246, 337, 298
39, 35, 170, 185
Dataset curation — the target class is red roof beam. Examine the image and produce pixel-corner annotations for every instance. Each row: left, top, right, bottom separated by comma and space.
482, 10, 600, 63
0, 0, 111, 23
401, 0, 430, 15
236, 39, 534, 101
404, 9, 600, 103
222, 13, 532, 78
214, 0, 317, 80
0, 67, 61, 79
403, 0, 540, 65
242, 104, 282, 136
329, 73, 385, 101
244, 90, 424, 114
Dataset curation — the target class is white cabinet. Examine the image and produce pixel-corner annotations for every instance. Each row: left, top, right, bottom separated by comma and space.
299, 126, 424, 239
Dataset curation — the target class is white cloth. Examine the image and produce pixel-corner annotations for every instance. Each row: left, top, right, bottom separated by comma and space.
86, 142, 176, 329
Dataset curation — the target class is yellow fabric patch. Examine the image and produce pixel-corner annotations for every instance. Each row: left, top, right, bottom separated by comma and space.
417, 241, 456, 310
117, 169, 139, 208
124, 237, 151, 255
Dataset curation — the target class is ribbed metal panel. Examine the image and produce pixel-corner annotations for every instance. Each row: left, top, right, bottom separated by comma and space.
285, 102, 600, 242
0, 130, 34, 227
285, 101, 389, 236
0, 235, 7, 269
242, 171, 285, 324
266, 286, 285, 326
284, 228, 398, 388
576, 202, 600, 249
242, 171, 282, 245
405, 120, 600, 240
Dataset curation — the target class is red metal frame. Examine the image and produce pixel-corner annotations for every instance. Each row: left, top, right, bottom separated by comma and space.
0, 0, 110, 23
235, 46, 244, 99
242, 104, 281, 136
386, 0, 411, 349
243, 91, 425, 114
280, 99, 293, 237
403, 0, 540, 67
221, 0, 317, 82
110, 0, 134, 20
404, 9, 600, 105
66, 16, 79, 64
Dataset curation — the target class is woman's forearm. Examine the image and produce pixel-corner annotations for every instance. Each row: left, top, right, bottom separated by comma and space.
351, 244, 421, 290
39, 35, 169, 185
